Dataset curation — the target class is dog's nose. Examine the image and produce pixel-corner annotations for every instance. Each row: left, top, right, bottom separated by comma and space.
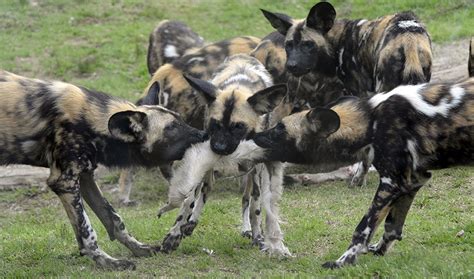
212, 142, 227, 153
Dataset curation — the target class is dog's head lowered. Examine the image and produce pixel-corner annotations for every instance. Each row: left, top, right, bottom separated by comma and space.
253, 106, 340, 163
108, 82, 207, 163
261, 2, 336, 77
184, 75, 288, 155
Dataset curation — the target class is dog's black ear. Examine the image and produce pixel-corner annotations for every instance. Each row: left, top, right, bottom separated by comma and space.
248, 84, 288, 114
140, 81, 160, 105
306, 107, 340, 137
183, 74, 217, 104
260, 9, 293, 35
306, 2, 336, 33
108, 110, 148, 142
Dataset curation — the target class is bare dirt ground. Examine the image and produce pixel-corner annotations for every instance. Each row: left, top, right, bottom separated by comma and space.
0, 38, 471, 191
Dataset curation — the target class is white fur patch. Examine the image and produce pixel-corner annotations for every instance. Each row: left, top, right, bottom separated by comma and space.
381, 177, 392, 185
357, 19, 367, 26
221, 73, 253, 87
249, 64, 273, 87
187, 57, 205, 64
164, 45, 179, 58
398, 20, 421, 29
407, 139, 419, 169
167, 140, 266, 205
338, 47, 344, 67
369, 85, 465, 117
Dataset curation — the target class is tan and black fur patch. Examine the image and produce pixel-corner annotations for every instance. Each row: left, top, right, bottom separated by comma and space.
142, 36, 260, 129
147, 20, 204, 75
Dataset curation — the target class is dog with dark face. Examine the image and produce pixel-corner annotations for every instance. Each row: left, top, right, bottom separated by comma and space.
118, 36, 260, 205
0, 70, 207, 270
147, 20, 204, 75
251, 31, 346, 110
261, 1, 432, 97
159, 54, 293, 256
253, 78, 474, 268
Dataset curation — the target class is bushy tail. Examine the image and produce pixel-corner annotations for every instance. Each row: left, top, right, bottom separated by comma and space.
469, 38, 474, 77
402, 40, 431, 85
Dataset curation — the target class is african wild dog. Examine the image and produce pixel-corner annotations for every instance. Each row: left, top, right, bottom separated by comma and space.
147, 20, 204, 75
251, 31, 346, 110
260, 1, 432, 185
0, 70, 207, 270
159, 54, 293, 256
261, 1, 432, 95
118, 36, 260, 205
252, 78, 474, 268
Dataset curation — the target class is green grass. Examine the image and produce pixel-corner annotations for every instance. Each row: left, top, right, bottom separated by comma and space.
0, 168, 473, 277
0, 0, 473, 277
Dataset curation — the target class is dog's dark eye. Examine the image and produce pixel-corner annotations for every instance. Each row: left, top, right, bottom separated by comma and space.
233, 122, 246, 131
275, 123, 285, 131
302, 41, 314, 51
285, 40, 294, 51
209, 119, 221, 132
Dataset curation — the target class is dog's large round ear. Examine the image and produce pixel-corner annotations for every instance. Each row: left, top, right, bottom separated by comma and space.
247, 83, 288, 114
108, 110, 148, 142
260, 9, 293, 36
140, 81, 160, 105
306, 107, 340, 136
183, 74, 217, 104
306, 2, 336, 34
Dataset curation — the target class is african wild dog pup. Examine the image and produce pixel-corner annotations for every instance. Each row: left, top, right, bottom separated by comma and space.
0, 70, 207, 270
253, 78, 474, 268
147, 20, 204, 75
118, 36, 260, 205
160, 54, 293, 256
260, 1, 433, 185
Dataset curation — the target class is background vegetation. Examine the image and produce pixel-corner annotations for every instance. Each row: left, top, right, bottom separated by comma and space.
0, 0, 473, 277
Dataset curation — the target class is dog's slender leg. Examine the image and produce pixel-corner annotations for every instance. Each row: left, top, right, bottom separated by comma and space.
368, 171, 428, 255
48, 167, 135, 270
241, 171, 253, 238
249, 169, 264, 248
350, 145, 374, 187
80, 172, 160, 257
322, 174, 401, 269
181, 171, 213, 237
161, 180, 203, 253
118, 168, 137, 206
261, 162, 291, 256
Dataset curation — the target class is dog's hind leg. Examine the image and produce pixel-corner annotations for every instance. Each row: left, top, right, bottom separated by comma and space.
48, 166, 135, 270
118, 168, 137, 206
368, 171, 429, 255
261, 162, 291, 256
80, 172, 160, 257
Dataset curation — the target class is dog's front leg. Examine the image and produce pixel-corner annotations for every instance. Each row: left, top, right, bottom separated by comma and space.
80, 172, 160, 257
48, 166, 135, 270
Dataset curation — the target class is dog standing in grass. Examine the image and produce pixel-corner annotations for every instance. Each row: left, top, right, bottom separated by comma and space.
159, 54, 293, 256
118, 35, 260, 205
0, 70, 207, 270
253, 77, 474, 268
259, 1, 433, 185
